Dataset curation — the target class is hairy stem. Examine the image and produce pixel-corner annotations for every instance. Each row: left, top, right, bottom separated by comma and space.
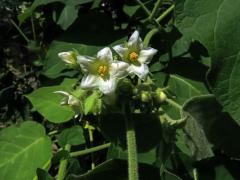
57, 144, 71, 180
9, 19, 30, 43
124, 104, 138, 180
156, 4, 175, 23
70, 143, 111, 157
149, 0, 162, 20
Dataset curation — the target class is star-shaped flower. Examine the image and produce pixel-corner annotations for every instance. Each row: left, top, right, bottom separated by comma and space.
113, 30, 157, 80
77, 47, 129, 94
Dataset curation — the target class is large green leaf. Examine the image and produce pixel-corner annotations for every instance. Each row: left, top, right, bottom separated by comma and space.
0, 121, 52, 180
182, 95, 240, 158
26, 78, 76, 123
175, 0, 240, 125
66, 159, 160, 180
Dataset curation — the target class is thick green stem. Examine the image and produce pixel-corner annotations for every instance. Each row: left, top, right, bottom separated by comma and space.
166, 98, 182, 110
156, 4, 175, 23
124, 104, 138, 180
9, 19, 30, 43
57, 144, 71, 180
126, 119, 138, 180
70, 143, 111, 157
149, 0, 162, 20
143, 28, 159, 47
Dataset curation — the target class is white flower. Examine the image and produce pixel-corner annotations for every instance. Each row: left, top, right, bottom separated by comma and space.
58, 51, 77, 65
113, 30, 157, 80
54, 91, 79, 106
77, 47, 129, 94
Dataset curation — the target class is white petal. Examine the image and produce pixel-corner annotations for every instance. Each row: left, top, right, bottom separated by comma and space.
80, 74, 99, 89
99, 78, 117, 94
54, 91, 71, 97
138, 48, 158, 64
97, 47, 113, 63
113, 45, 128, 59
128, 30, 143, 51
58, 52, 74, 64
68, 96, 79, 106
109, 61, 129, 79
127, 64, 149, 80
77, 55, 95, 73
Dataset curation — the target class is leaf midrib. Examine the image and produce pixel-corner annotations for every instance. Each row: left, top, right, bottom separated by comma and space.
0, 137, 44, 168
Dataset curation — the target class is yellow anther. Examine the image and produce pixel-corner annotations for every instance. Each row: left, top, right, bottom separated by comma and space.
98, 65, 108, 77
129, 52, 138, 62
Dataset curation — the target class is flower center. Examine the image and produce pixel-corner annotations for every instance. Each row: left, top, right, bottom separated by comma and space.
98, 65, 108, 77
129, 52, 138, 62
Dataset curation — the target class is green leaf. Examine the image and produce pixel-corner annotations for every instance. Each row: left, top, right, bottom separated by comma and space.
66, 159, 160, 180
57, 5, 79, 30
175, 0, 240, 125
26, 78, 76, 123
84, 91, 101, 115
181, 110, 214, 161
182, 95, 240, 158
158, 74, 208, 119
0, 121, 52, 180
58, 126, 85, 147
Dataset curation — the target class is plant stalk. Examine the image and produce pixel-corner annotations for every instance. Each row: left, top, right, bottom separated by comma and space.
70, 143, 111, 157
149, 0, 162, 20
88, 128, 95, 169
57, 144, 71, 180
143, 28, 159, 47
123, 103, 138, 180
9, 19, 30, 43
156, 4, 175, 23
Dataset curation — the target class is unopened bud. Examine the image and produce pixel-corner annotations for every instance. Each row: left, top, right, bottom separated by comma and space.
141, 91, 151, 102
155, 88, 167, 103
58, 51, 78, 68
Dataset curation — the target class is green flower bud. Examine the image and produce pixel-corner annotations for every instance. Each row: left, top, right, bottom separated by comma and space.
141, 91, 152, 102
155, 88, 167, 103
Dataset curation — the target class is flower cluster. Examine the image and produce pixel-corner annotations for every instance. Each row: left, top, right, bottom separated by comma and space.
58, 30, 157, 94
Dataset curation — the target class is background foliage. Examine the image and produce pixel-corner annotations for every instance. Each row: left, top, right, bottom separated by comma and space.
1, 0, 240, 179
